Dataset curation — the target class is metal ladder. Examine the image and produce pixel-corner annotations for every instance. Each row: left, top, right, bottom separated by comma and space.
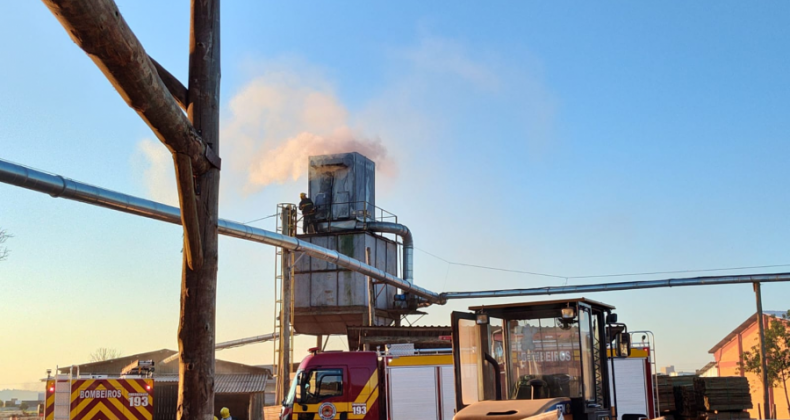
629, 330, 659, 418
53, 366, 72, 420
273, 204, 297, 402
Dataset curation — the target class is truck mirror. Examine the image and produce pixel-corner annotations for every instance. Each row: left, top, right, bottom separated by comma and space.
616, 332, 631, 357
606, 313, 618, 324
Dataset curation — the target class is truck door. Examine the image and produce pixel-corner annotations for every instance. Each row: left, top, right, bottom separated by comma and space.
452, 311, 483, 411
292, 367, 346, 420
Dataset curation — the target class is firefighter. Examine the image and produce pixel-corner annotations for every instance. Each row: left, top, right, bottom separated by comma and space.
220, 407, 232, 420
299, 192, 317, 234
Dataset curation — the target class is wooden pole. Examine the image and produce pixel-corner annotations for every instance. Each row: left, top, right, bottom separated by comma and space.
174, 153, 203, 270
754, 282, 772, 419
177, 1, 220, 419
150, 57, 189, 111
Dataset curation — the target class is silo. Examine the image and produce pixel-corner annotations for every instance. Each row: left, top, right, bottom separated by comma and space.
307, 152, 375, 231
292, 152, 404, 335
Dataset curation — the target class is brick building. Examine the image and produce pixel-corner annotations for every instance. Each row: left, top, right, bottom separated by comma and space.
708, 311, 790, 419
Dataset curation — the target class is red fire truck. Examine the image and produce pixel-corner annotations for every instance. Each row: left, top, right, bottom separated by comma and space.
280, 298, 652, 420
280, 348, 454, 420
44, 361, 155, 420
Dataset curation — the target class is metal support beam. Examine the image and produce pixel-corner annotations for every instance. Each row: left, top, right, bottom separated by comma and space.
366, 247, 375, 328
276, 208, 294, 406
754, 282, 772, 419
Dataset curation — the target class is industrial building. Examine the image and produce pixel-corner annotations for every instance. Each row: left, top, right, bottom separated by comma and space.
56, 350, 269, 420
709, 311, 790, 419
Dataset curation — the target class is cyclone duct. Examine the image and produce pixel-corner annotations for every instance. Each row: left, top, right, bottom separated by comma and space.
364, 221, 413, 284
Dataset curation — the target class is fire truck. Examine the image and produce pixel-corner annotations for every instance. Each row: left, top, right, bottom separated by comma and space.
279, 297, 647, 420
280, 347, 454, 420
44, 361, 155, 420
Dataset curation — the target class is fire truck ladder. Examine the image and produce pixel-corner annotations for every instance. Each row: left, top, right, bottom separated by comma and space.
273, 203, 297, 402
630, 330, 659, 418
53, 366, 72, 420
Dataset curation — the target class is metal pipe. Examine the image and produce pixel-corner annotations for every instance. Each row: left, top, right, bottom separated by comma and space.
0, 158, 444, 304
441, 272, 790, 300
161, 333, 284, 364
365, 221, 414, 283
215, 333, 280, 350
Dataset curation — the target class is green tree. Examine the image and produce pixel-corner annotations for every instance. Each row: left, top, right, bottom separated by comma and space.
19, 402, 29, 412
742, 311, 790, 416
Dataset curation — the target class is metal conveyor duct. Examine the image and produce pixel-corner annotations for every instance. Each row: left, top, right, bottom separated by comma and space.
0, 158, 443, 303
440, 272, 790, 300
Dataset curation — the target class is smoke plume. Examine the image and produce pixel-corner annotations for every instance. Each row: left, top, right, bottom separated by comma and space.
248, 127, 388, 187
135, 64, 396, 202
222, 69, 396, 193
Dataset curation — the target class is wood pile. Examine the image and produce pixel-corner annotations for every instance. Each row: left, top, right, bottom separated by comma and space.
694, 377, 752, 412
703, 412, 751, 420
658, 375, 696, 413
676, 385, 705, 418
655, 376, 751, 420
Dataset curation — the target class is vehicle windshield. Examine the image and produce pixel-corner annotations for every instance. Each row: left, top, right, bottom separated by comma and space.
284, 368, 343, 406
507, 316, 582, 400
283, 370, 303, 406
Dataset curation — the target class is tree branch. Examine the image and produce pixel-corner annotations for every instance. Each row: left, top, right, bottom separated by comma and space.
41, 0, 212, 174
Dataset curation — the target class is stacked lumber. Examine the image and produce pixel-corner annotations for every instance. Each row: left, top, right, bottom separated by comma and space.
676, 385, 705, 418
657, 375, 696, 413
694, 377, 752, 412
703, 412, 750, 420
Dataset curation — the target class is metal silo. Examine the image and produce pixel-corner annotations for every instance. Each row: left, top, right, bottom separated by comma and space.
292, 152, 410, 335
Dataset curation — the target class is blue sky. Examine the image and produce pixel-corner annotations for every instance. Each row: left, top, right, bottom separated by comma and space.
2, 1, 790, 390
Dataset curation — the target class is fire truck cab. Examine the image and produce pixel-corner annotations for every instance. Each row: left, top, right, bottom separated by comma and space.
452, 298, 628, 420
281, 347, 455, 420
282, 350, 381, 420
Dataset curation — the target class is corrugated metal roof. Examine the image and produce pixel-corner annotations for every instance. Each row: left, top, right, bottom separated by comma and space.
155, 374, 267, 394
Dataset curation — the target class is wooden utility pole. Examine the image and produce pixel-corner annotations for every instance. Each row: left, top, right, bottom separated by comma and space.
41, 1, 222, 419
178, 0, 221, 419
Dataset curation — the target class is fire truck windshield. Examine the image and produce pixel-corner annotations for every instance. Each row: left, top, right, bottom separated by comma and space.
507, 316, 583, 400
284, 368, 344, 406
283, 370, 303, 406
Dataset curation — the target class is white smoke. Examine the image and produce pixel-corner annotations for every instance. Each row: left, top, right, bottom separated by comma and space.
222, 69, 396, 193
134, 67, 396, 201
248, 127, 389, 187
